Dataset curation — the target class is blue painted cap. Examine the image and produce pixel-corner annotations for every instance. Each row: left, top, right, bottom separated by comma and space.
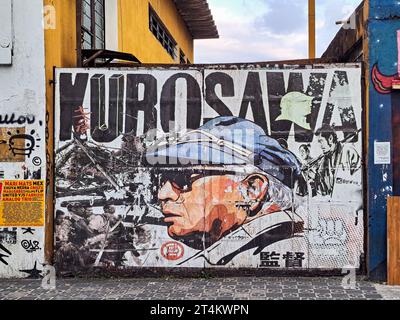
144, 116, 302, 188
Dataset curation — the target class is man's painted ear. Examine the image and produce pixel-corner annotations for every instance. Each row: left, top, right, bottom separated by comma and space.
242, 174, 269, 211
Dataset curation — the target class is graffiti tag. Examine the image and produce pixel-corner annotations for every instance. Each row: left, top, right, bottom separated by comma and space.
32, 156, 42, 166
8, 129, 41, 158
21, 240, 41, 253
0, 243, 11, 265
19, 261, 42, 279
22, 227, 35, 235
0, 113, 36, 125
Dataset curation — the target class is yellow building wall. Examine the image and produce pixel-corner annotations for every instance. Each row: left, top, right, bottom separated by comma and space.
43, 0, 78, 263
118, 0, 194, 63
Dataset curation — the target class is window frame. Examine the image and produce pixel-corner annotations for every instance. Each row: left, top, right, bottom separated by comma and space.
179, 49, 188, 64
76, 0, 106, 66
149, 4, 177, 61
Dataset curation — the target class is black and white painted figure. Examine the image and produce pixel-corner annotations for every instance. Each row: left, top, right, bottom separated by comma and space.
313, 125, 361, 197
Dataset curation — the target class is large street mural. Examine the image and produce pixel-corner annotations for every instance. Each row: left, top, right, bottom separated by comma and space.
371, 29, 400, 196
54, 64, 363, 272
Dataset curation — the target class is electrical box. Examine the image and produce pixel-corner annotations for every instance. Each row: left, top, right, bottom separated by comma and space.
0, 0, 12, 65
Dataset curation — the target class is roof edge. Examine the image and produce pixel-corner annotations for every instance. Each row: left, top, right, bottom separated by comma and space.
173, 0, 219, 40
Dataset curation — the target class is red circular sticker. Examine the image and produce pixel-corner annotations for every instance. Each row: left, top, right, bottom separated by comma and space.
161, 241, 184, 261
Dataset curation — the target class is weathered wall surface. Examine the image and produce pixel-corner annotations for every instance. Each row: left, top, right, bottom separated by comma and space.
118, 0, 194, 63
54, 64, 363, 273
368, 0, 400, 281
0, 0, 46, 278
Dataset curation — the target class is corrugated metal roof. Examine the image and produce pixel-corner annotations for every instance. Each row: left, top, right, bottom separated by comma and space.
173, 0, 219, 39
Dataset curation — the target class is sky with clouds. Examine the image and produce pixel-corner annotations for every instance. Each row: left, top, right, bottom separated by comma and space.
195, 0, 362, 63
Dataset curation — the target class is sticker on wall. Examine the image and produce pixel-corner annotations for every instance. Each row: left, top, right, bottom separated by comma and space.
0, 227, 17, 245
0, 180, 45, 227
161, 241, 185, 261
0, 228, 17, 244
0, 128, 26, 162
374, 142, 391, 165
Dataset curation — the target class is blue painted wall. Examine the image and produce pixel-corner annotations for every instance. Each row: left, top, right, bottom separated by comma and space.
368, 0, 400, 281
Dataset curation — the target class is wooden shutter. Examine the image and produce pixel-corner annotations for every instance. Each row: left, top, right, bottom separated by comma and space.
388, 196, 400, 285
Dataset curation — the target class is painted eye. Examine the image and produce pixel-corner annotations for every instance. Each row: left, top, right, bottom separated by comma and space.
171, 181, 189, 191
171, 182, 179, 189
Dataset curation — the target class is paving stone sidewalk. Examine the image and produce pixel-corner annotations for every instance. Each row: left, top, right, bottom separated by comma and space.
0, 277, 399, 300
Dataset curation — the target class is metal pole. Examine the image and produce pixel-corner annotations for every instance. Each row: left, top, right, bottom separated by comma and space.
308, 0, 316, 59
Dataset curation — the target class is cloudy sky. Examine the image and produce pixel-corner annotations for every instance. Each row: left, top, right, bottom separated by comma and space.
195, 0, 362, 63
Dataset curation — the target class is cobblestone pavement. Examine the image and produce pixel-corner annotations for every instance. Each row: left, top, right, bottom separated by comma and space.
1, 277, 399, 300
375, 284, 400, 300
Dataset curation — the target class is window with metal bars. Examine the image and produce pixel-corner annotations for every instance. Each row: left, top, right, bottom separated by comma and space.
179, 49, 187, 64
149, 5, 177, 60
81, 0, 105, 50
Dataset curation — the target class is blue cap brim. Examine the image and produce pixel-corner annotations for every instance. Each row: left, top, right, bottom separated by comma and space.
145, 141, 251, 167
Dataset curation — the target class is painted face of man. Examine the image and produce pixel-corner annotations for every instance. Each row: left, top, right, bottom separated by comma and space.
299, 147, 310, 161
157, 171, 268, 246
317, 135, 335, 154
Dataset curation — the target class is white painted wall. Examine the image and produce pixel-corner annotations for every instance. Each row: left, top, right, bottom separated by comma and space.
105, 0, 119, 51
0, 0, 46, 278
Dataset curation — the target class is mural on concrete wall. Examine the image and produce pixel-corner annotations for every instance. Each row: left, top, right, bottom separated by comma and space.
0, 0, 47, 278
54, 65, 363, 272
371, 30, 400, 94
0, 95, 46, 278
371, 29, 400, 196
367, 1, 400, 278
